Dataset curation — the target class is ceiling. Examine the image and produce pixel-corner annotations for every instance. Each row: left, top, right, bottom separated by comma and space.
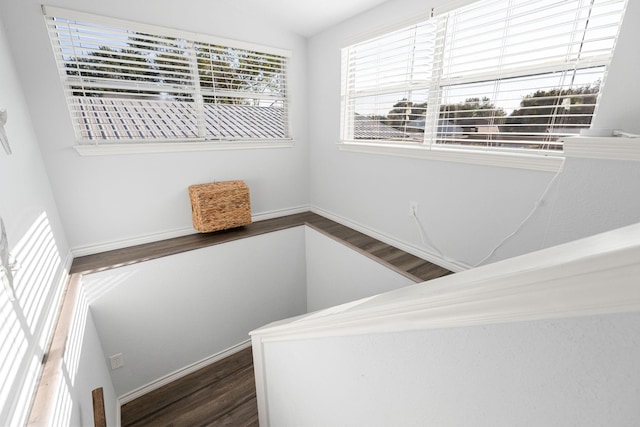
220, 0, 390, 37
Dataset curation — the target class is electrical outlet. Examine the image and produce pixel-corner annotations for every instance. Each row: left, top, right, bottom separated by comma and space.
109, 353, 125, 370
409, 201, 419, 217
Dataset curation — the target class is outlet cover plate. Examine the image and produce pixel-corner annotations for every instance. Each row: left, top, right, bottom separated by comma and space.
109, 353, 124, 370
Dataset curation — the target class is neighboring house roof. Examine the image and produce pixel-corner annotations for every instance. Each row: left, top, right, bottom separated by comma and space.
72, 97, 287, 141
407, 118, 464, 136
353, 114, 408, 140
353, 115, 469, 141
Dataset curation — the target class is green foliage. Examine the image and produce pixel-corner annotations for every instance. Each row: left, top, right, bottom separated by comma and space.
383, 85, 598, 139
65, 32, 285, 105
440, 97, 505, 122
502, 84, 599, 134
384, 99, 418, 129
384, 97, 504, 132
66, 33, 190, 99
196, 44, 284, 105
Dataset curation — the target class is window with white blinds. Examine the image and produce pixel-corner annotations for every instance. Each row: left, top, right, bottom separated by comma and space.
43, 6, 291, 144
341, 0, 627, 152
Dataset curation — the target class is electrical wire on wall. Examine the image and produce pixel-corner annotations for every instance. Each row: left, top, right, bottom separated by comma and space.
472, 159, 565, 267
410, 158, 566, 268
411, 209, 451, 264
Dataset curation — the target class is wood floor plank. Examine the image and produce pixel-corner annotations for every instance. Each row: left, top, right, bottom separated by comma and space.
371, 245, 406, 260
204, 397, 259, 427
128, 365, 256, 427
120, 347, 254, 426
342, 232, 379, 248
71, 212, 315, 274
408, 261, 452, 281
387, 252, 432, 272
73, 211, 452, 284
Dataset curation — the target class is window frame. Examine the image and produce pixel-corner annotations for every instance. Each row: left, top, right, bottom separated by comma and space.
43, 6, 294, 154
339, 0, 627, 170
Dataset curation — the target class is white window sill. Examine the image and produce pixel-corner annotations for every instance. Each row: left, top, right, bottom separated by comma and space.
339, 136, 640, 170
562, 136, 640, 161
338, 142, 565, 172
73, 139, 295, 156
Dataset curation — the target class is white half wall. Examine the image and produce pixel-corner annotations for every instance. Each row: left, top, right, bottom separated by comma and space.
305, 227, 413, 311
83, 223, 419, 397
590, 0, 640, 134
262, 311, 640, 426
67, 296, 118, 427
83, 227, 307, 396
307, 0, 640, 268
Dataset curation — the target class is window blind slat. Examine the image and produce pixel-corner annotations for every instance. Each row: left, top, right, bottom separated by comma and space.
342, 0, 626, 151
44, 9, 291, 143
341, 20, 437, 143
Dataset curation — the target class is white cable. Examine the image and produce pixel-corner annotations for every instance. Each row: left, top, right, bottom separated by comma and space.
410, 159, 565, 269
411, 210, 447, 260
473, 159, 565, 267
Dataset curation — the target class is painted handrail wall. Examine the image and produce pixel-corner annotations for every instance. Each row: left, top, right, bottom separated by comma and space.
250, 222, 640, 426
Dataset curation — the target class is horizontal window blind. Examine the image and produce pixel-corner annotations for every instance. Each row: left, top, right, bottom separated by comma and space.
43, 6, 290, 143
341, 20, 437, 143
431, 0, 626, 150
341, 0, 627, 152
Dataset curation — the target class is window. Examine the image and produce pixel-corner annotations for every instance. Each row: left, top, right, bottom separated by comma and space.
43, 6, 291, 145
341, 0, 627, 153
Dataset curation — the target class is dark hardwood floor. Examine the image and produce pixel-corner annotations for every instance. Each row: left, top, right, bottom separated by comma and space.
120, 346, 258, 427
70, 212, 318, 274
304, 214, 452, 282
71, 211, 452, 282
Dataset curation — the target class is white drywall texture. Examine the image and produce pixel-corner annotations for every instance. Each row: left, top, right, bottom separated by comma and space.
263, 311, 640, 426
305, 227, 414, 311
68, 305, 118, 427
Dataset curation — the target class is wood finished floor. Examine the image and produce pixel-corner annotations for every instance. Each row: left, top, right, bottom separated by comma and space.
120, 346, 258, 427
71, 211, 452, 282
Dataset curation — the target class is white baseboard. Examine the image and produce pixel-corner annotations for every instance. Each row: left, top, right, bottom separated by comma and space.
310, 206, 469, 273
118, 339, 252, 406
71, 227, 194, 257
71, 205, 310, 257
252, 205, 310, 222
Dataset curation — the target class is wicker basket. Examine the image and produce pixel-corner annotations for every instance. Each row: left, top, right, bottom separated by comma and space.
188, 181, 252, 233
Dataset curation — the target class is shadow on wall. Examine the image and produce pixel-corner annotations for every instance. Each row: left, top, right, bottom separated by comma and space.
0, 212, 66, 425
0, 210, 118, 425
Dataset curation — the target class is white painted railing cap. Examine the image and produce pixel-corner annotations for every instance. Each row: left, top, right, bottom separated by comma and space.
251, 221, 640, 341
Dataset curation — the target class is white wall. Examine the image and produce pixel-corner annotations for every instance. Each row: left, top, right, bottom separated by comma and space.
305, 227, 413, 311
83, 227, 308, 396
590, 0, 640, 134
66, 293, 118, 427
307, 0, 640, 268
262, 311, 640, 426
0, 13, 113, 426
0, 0, 310, 252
